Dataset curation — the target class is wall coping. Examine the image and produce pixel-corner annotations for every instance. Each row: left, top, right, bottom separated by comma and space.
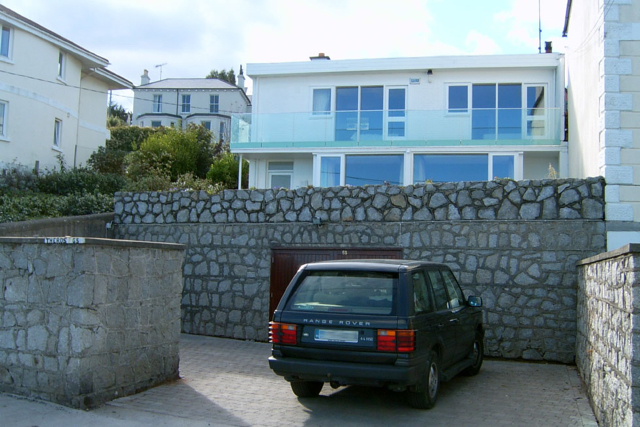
0, 236, 185, 251
577, 243, 640, 266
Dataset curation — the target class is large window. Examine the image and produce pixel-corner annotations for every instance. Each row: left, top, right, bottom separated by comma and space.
151, 120, 162, 128
345, 155, 403, 186
210, 94, 219, 113
414, 154, 488, 183
320, 156, 341, 187
472, 84, 522, 140
1, 26, 10, 58
414, 153, 516, 183
335, 86, 383, 141
53, 119, 62, 148
181, 94, 191, 113
153, 94, 162, 113
0, 101, 7, 138
312, 88, 331, 115
269, 162, 293, 189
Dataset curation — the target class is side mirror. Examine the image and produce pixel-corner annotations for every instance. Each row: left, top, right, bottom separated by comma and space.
468, 296, 483, 307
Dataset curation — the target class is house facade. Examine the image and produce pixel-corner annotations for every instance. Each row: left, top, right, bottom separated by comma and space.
0, 5, 132, 172
233, 53, 566, 190
132, 70, 251, 142
564, 0, 640, 251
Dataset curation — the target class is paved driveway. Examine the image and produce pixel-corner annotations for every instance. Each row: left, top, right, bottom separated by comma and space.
2, 334, 597, 426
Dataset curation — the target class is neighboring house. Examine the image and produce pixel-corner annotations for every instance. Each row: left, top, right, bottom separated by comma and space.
233, 52, 566, 190
564, 0, 640, 250
0, 5, 132, 171
132, 69, 251, 142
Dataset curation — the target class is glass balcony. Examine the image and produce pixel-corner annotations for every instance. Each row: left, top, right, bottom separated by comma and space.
230, 108, 563, 149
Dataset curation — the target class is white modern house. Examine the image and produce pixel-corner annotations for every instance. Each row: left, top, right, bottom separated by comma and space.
0, 5, 132, 171
132, 69, 251, 142
564, 0, 640, 250
232, 52, 566, 190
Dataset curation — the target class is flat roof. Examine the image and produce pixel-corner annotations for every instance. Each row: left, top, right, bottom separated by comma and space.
247, 53, 564, 77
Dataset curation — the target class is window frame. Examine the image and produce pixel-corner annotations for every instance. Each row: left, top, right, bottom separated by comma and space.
52, 119, 62, 149
0, 100, 7, 140
524, 83, 548, 139
446, 84, 470, 114
153, 94, 163, 113
311, 87, 333, 117
0, 25, 12, 61
181, 94, 191, 114
151, 120, 162, 128
268, 161, 294, 189
386, 86, 407, 139
210, 94, 219, 113
201, 120, 211, 130
57, 51, 66, 81
413, 152, 522, 183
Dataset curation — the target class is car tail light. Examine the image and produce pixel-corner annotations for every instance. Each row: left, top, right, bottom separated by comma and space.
269, 322, 297, 345
377, 329, 415, 352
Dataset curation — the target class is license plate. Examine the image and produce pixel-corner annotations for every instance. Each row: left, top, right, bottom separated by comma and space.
315, 329, 359, 343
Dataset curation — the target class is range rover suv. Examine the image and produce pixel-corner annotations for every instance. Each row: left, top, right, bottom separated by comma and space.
268, 259, 484, 409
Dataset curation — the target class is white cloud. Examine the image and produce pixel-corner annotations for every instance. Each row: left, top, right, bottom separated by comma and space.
465, 30, 503, 55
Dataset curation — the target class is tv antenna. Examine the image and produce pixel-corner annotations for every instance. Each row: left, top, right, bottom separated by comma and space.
155, 63, 168, 80
538, 0, 542, 53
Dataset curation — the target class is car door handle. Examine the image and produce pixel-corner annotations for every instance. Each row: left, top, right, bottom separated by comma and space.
449, 319, 460, 324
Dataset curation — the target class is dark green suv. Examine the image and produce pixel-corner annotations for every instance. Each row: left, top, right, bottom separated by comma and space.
268, 259, 484, 409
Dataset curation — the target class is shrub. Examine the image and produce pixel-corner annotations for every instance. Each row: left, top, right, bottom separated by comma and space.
36, 168, 128, 196
0, 192, 113, 223
107, 126, 157, 151
207, 151, 249, 189
87, 146, 129, 174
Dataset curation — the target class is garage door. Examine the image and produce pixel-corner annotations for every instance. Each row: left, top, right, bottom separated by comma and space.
269, 248, 403, 316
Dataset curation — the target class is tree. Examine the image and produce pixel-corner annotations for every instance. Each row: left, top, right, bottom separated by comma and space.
108, 103, 130, 126
206, 151, 249, 189
205, 68, 236, 85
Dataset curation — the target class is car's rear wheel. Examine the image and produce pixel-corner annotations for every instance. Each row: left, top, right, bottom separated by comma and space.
407, 350, 439, 409
290, 380, 323, 397
462, 333, 484, 376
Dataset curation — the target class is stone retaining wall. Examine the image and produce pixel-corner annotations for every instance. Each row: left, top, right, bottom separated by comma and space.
113, 177, 606, 363
576, 244, 640, 426
0, 237, 185, 408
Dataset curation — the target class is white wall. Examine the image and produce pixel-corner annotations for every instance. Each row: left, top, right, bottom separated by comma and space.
0, 25, 112, 171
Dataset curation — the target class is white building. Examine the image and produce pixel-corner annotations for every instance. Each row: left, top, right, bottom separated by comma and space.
132, 69, 251, 142
564, 0, 640, 250
0, 5, 132, 171
234, 52, 566, 190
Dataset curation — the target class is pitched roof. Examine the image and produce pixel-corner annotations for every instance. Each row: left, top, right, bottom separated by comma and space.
136, 78, 240, 90
0, 4, 131, 89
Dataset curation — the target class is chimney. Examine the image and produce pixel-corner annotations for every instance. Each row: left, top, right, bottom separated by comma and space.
141, 69, 150, 85
310, 52, 330, 61
545, 41, 552, 53
237, 65, 245, 91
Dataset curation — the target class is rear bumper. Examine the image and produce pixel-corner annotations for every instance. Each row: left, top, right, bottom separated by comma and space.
268, 356, 422, 387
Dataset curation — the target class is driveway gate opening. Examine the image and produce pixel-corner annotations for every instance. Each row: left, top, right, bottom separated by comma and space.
269, 247, 402, 316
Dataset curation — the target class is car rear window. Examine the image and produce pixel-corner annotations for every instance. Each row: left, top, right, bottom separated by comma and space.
286, 270, 397, 315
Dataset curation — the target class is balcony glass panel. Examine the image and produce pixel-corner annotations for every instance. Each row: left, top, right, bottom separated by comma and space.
493, 155, 515, 179
321, 157, 341, 187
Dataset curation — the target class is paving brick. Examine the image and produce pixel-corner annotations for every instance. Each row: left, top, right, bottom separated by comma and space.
1, 334, 598, 426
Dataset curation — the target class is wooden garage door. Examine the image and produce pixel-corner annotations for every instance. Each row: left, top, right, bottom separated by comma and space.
269, 248, 403, 317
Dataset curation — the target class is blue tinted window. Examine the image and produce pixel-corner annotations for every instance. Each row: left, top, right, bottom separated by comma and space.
320, 157, 341, 187
346, 155, 403, 186
389, 88, 406, 117
360, 87, 383, 140
388, 122, 405, 137
336, 87, 358, 141
493, 155, 514, 179
472, 85, 496, 140
527, 86, 545, 115
498, 84, 521, 139
313, 88, 331, 115
472, 84, 495, 109
448, 86, 468, 112
414, 154, 488, 183
1, 27, 10, 57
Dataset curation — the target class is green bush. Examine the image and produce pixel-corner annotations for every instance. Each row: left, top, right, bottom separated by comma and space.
0, 192, 113, 223
107, 126, 157, 151
87, 146, 129, 174
36, 168, 128, 196
207, 151, 249, 189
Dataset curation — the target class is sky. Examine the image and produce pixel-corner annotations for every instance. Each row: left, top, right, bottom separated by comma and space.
0, 0, 569, 111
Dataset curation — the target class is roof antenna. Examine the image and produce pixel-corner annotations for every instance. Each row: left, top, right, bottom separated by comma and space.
155, 63, 167, 80
538, 0, 542, 53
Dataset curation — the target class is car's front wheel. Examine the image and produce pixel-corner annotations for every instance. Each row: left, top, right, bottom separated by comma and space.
407, 350, 440, 409
290, 380, 323, 397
